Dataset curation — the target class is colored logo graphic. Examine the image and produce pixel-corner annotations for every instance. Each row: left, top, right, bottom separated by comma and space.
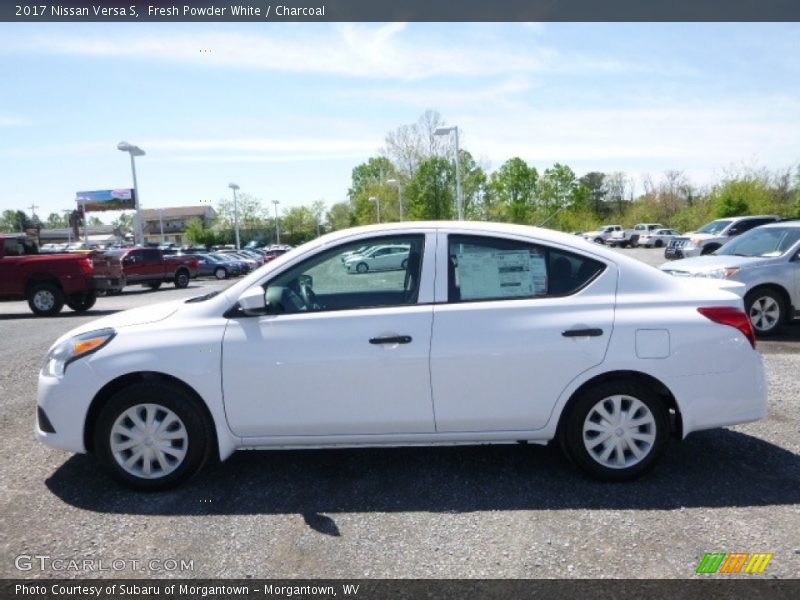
696, 552, 773, 574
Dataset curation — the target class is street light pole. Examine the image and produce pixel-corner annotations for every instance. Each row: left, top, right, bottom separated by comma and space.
386, 179, 403, 220
434, 126, 464, 220
369, 196, 381, 223
272, 200, 281, 244
229, 183, 240, 250
117, 141, 146, 245
159, 209, 165, 244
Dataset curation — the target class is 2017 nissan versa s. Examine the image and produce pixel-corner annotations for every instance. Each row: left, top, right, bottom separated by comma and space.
37, 222, 767, 490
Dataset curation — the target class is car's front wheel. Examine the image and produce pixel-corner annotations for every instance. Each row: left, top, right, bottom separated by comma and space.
745, 287, 784, 336
174, 269, 190, 288
561, 381, 668, 482
214, 267, 227, 280
356, 262, 369, 273
94, 382, 213, 491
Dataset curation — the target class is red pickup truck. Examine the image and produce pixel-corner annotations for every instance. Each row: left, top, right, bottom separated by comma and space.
0, 235, 124, 316
104, 247, 199, 290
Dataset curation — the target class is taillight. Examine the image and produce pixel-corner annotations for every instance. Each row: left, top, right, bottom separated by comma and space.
78, 256, 94, 276
697, 306, 756, 348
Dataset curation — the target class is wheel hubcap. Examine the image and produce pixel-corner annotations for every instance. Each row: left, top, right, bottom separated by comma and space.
582, 395, 656, 469
34, 291, 55, 311
110, 404, 188, 479
749, 296, 779, 332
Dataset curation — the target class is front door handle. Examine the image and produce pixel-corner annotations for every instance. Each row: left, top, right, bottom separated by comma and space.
369, 335, 412, 345
562, 328, 603, 337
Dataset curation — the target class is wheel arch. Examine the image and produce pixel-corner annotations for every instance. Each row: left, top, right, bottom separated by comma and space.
746, 283, 793, 318
84, 371, 220, 457
556, 370, 683, 439
24, 274, 63, 295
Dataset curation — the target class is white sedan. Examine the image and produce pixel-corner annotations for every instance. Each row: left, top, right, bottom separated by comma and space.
344, 244, 410, 273
638, 228, 681, 248
36, 222, 767, 490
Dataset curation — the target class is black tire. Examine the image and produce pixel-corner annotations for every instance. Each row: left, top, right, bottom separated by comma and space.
66, 292, 97, 312
174, 269, 190, 289
594, 238, 604, 245
214, 267, 227, 280
745, 287, 784, 336
147, 282, 162, 290
27, 282, 65, 316
654, 240, 663, 248
560, 381, 669, 482
356, 262, 369, 273
630, 235, 639, 248
93, 381, 214, 491
701, 244, 719, 255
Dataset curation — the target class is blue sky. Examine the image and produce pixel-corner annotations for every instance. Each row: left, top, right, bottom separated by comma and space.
0, 22, 798, 220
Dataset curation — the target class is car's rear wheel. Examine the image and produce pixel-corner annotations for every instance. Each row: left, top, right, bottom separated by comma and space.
745, 287, 784, 336
214, 267, 227, 280
561, 381, 668, 481
27, 282, 65, 316
94, 382, 213, 491
174, 269, 190, 288
356, 262, 369, 273
66, 292, 96, 312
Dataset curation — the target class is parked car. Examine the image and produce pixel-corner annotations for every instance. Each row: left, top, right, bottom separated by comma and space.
581, 225, 623, 245
660, 221, 800, 335
36, 222, 766, 490
211, 252, 250, 274
609, 223, 664, 248
262, 247, 290, 262
194, 254, 240, 279
664, 215, 780, 259
104, 247, 199, 290
344, 244, 410, 273
637, 228, 681, 248
0, 235, 123, 315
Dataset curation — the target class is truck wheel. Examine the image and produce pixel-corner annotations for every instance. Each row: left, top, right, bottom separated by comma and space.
630, 235, 639, 248
27, 282, 65, 316
66, 292, 97, 312
147, 282, 162, 290
174, 270, 190, 289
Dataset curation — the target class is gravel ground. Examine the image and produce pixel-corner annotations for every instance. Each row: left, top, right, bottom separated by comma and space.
1, 259, 798, 580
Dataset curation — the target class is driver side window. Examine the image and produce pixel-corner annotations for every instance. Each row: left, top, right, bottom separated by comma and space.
264, 235, 425, 314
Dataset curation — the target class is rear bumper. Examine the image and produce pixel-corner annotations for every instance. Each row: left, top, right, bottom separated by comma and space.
91, 276, 126, 290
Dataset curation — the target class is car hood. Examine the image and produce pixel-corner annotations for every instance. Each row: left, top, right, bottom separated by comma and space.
53, 299, 183, 344
660, 255, 770, 274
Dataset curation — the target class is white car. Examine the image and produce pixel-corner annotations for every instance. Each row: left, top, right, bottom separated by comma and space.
582, 225, 622, 244
638, 228, 681, 248
36, 222, 767, 490
344, 244, 410, 273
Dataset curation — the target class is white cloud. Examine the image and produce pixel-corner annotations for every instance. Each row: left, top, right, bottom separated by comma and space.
0, 115, 28, 127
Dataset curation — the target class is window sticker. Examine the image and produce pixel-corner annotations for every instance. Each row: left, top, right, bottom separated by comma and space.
457, 249, 547, 300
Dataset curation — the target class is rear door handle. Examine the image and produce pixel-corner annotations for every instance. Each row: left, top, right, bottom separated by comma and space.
562, 328, 603, 337
369, 335, 412, 345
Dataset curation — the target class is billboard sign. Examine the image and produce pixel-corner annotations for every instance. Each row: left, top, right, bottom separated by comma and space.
76, 189, 136, 212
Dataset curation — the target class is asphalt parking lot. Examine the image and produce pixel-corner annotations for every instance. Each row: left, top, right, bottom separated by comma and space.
1, 254, 798, 579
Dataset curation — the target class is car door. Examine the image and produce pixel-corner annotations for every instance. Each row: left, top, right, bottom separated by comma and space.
122, 249, 146, 282
430, 232, 617, 432
221, 232, 436, 438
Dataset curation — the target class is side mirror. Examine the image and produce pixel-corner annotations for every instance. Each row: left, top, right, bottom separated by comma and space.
238, 286, 267, 315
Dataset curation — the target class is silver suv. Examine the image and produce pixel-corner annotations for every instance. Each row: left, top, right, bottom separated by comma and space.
660, 221, 800, 335
664, 215, 780, 259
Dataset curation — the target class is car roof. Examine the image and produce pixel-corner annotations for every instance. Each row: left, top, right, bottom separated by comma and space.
757, 220, 800, 229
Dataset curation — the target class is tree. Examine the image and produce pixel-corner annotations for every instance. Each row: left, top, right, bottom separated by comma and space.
383, 110, 448, 178
310, 199, 327, 236
87, 216, 104, 226
184, 218, 218, 248
488, 157, 538, 223
578, 172, 607, 217
281, 206, 317, 245
327, 202, 355, 231
406, 156, 455, 220
537, 163, 577, 221
45, 213, 69, 229
0, 210, 32, 232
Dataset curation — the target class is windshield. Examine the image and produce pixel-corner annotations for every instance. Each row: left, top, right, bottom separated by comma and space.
696, 219, 732, 234
717, 226, 800, 257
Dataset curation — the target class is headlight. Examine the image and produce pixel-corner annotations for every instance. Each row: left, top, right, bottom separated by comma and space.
42, 328, 115, 378
693, 267, 740, 279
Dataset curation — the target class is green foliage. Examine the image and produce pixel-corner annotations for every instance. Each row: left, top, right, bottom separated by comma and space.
184, 218, 218, 248
488, 157, 538, 223
327, 202, 355, 231
715, 195, 749, 218
0, 210, 32, 232
406, 156, 455, 220
281, 206, 318, 245
45, 212, 69, 229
